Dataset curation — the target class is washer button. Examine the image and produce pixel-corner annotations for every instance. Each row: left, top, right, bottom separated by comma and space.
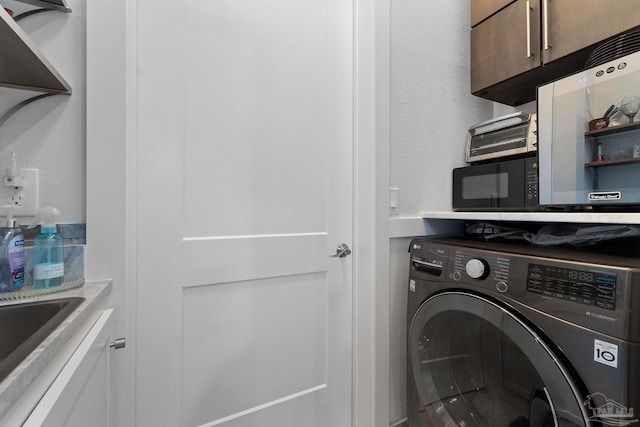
496, 281, 508, 293
452, 271, 461, 281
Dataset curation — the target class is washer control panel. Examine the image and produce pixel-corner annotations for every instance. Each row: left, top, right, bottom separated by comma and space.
411, 239, 628, 311
451, 248, 511, 292
526, 263, 617, 310
409, 237, 639, 340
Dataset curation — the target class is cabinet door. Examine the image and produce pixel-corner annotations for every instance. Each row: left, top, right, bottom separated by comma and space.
22, 309, 114, 427
471, 0, 516, 27
543, 0, 640, 64
471, 0, 541, 94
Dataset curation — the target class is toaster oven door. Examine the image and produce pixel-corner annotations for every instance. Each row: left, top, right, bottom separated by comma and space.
467, 118, 534, 163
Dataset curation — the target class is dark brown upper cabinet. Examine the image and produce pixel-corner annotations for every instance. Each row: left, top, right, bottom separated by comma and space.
470, 0, 640, 106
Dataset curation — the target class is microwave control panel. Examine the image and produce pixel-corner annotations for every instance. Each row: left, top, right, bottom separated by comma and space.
525, 156, 539, 206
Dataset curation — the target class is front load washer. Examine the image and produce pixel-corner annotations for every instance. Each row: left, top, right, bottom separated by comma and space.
407, 236, 640, 427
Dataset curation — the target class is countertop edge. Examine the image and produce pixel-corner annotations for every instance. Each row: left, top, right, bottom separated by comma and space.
0, 280, 113, 420
422, 211, 640, 224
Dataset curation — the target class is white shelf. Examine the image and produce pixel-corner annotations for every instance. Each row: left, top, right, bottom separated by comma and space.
422, 211, 640, 225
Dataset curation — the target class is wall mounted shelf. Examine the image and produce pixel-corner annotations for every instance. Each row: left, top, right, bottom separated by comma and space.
584, 121, 640, 189
0, 2, 71, 128
584, 121, 640, 137
0, 6, 71, 94
585, 157, 640, 168
13, 0, 71, 13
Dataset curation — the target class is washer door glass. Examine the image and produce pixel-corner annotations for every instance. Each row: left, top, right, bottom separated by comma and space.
408, 292, 588, 427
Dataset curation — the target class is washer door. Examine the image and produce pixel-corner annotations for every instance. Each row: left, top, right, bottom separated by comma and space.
408, 291, 589, 427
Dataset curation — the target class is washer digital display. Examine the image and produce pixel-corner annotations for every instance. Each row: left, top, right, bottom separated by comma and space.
526, 263, 616, 310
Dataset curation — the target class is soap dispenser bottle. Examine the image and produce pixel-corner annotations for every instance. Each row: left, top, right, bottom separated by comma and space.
0, 208, 25, 292
32, 206, 64, 289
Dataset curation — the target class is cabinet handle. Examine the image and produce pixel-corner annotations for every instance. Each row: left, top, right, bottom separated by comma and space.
526, 0, 533, 58
543, 0, 550, 50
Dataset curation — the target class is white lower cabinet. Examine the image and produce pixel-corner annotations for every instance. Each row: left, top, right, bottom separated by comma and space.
23, 309, 115, 427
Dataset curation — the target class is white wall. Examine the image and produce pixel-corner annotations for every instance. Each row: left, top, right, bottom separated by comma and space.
389, 1, 494, 424
0, 0, 85, 223
390, 1, 492, 217
494, 99, 537, 117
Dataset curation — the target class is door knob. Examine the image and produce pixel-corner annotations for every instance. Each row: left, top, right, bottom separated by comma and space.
110, 338, 126, 350
330, 243, 351, 258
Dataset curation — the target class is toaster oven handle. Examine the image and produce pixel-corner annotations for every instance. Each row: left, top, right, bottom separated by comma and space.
470, 137, 527, 153
526, 0, 532, 58
469, 112, 530, 136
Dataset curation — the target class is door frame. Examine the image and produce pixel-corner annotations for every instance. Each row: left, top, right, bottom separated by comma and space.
85, 1, 391, 426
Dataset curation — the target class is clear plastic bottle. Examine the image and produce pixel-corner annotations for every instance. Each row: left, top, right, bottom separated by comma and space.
32, 206, 64, 289
0, 210, 24, 292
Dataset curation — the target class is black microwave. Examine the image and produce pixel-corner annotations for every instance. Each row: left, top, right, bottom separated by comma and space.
452, 157, 539, 211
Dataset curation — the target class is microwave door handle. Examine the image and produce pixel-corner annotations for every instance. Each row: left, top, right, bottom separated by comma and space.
526, 0, 533, 58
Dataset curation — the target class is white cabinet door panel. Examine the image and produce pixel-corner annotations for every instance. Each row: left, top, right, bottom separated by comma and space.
23, 309, 114, 427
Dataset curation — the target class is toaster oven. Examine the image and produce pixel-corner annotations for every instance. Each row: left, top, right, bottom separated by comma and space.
466, 112, 537, 163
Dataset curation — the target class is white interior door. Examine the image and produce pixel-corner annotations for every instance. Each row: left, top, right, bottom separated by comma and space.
135, 1, 354, 426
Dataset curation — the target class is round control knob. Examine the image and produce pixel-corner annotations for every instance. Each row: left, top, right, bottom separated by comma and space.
465, 258, 489, 280
496, 281, 508, 293
452, 271, 461, 281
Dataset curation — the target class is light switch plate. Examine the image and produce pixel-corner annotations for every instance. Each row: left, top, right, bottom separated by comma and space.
389, 187, 399, 214
0, 168, 39, 217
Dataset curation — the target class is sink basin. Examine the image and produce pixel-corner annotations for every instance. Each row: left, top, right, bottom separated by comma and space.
0, 297, 84, 382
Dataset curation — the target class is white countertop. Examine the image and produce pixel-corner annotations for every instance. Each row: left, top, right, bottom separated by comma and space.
422, 211, 640, 224
0, 281, 112, 420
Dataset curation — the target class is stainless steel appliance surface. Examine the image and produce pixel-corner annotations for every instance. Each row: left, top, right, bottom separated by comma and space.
407, 236, 640, 427
538, 49, 640, 209
466, 112, 537, 164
